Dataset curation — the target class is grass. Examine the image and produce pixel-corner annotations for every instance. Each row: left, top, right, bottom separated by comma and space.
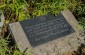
0, 33, 32, 55
73, 2, 85, 28
0, 38, 31, 55
0, 0, 85, 55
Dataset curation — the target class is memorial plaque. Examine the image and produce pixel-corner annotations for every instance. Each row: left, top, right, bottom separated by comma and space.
20, 13, 74, 47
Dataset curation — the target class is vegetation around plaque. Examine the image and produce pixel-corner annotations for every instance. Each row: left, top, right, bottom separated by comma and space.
0, 0, 85, 55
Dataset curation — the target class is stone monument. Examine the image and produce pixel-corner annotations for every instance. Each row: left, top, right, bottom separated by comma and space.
9, 10, 84, 55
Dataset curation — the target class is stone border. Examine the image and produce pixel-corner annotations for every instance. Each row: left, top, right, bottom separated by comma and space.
61, 10, 78, 31
9, 22, 31, 52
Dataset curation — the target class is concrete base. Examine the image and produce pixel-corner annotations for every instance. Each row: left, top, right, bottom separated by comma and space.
9, 10, 84, 55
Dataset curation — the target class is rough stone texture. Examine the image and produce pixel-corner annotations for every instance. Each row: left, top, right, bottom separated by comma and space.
9, 10, 85, 55
78, 30, 85, 44
9, 22, 32, 52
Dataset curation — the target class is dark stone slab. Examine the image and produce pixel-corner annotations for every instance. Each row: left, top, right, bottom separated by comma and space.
20, 13, 74, 47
